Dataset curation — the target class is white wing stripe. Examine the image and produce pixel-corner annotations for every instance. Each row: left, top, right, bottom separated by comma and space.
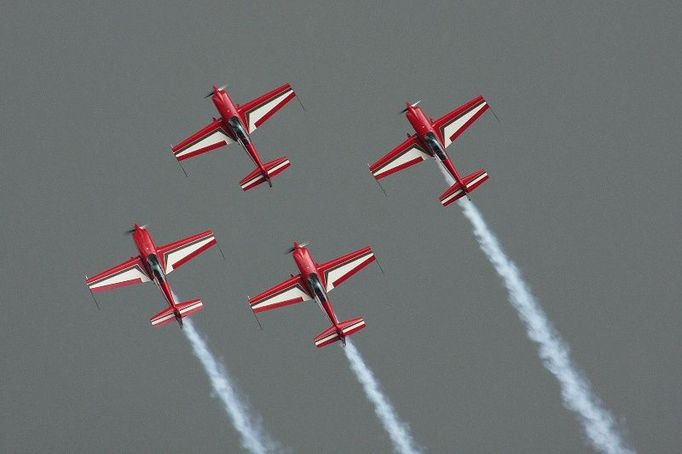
165, 237, 215, 273
247, 90, 293, 133
373, 146, 430, 177
326, 252, 374, 291
251, 286, 310, 310
176, 130, 231, 158
89, 267, 149, 289
442, 101, 487, 148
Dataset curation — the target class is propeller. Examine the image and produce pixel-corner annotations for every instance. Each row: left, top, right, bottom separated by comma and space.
204, 84, 227, 98
125, 224, 147, 235
399, 99, 421, 114
285, 241, 309, 254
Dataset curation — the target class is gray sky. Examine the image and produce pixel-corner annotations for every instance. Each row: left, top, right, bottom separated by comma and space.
1, 1, 680, 452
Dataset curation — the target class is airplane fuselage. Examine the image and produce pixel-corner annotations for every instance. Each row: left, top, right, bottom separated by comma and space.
405, 104, 465, 187
291, 245, 341, 330
210, 87, 266, 174
131, 225, 180, 321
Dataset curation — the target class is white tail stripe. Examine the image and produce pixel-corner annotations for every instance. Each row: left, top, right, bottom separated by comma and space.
441, 188, 463, 205
240, 160, 290, 189
179, 301, 203, 314
267, 160, 290, 175
315, 332, 339, 346
466, 172, 488, 189
342, 321, 365, 334
151, 312, 175, 325
240, 175, 266, 189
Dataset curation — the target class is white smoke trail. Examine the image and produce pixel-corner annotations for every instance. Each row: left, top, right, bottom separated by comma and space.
183, 318, 282, 454
343, 340, 421, 454
436, 162, 632, 453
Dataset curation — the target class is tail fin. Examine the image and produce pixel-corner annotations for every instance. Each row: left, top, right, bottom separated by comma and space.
150, 299, 203, 328
439, 168, 488, 206
313, 317, 366, 348
240, 156, 291, 191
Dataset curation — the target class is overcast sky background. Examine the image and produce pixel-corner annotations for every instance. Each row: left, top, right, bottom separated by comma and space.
1, 1, 680, 452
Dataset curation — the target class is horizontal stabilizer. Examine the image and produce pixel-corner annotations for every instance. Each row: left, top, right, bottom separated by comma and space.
239, 156, 291, 191
150, 299, 203, 327
313, 317, 365, 348
339, 317, 366, 336
439, 169, 488, 206
314, 325, 339, 348
176, 299, 204, 318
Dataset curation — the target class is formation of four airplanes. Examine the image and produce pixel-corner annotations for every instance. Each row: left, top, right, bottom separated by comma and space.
85, 82, 492, 348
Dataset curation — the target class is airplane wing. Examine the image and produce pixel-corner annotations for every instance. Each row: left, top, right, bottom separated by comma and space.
318, 246, 376, 292
248, 274, 312, 313
86, 256, 150, 293
157, 230, 217, 274
432, 95, 489, 149
369, 135, 430, 180
238, 83, 296, 134
171, 118, 233, 161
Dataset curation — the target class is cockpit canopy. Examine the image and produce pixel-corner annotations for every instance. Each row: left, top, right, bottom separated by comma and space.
424, 133, 440, 150
147, 254, 164, 279
228, 117, 249, 142
307, 273, 326, 300
424, 133, 446, 159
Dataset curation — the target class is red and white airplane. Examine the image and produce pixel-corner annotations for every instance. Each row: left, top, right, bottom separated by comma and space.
171, 83, 298, 191
85, 224, 218, 328
369, 96, 491, 206
248, 242, 377, 348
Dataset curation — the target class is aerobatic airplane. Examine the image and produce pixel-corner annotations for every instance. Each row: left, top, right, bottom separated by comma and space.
369, 96, 491, 206
85, 224, 218, 328
171, 83, 298, 191
248, 242, 377, 348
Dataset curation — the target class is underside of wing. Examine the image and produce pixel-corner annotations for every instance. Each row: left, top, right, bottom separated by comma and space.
157, 230, 217, 274
249, 275, 312, 313
318, 246, 376, 292
369, 135, 430, 180
86, 256, 150, 293
238, 83, 296, 134
171, 118, 233, 161
433, 96, 489, 149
